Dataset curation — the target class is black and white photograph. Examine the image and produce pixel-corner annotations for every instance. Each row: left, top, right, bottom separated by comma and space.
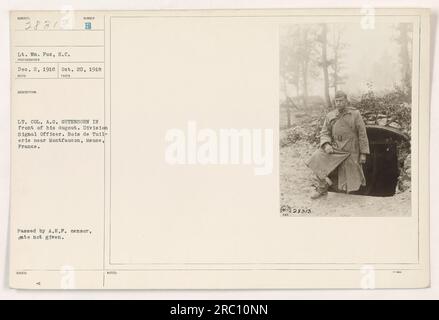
280, 21, 414, 217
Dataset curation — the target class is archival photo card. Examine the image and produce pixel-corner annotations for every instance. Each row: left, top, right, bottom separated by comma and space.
280, 20, 416, 217
9, 9, 430, 289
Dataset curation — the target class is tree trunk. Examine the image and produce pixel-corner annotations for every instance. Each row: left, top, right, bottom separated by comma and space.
302, 63, 308, 108
398, 23, 412, 101
333, 47, 339, 95
330, 28, 344, 97
302, 29, 309, 108
282, 76, 292, 128
320, 24, 331, 108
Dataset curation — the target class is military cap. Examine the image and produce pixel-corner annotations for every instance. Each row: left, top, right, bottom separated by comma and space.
335, 90, 347, 99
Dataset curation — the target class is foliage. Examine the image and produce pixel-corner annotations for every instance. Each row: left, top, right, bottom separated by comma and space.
351, 87, 412, 135
280, 113, 325, 147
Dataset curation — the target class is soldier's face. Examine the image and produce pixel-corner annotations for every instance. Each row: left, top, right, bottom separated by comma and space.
335, 97, 347, 109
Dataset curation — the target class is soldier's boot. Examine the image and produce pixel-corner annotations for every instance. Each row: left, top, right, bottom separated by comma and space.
310, 175, 330, 200
310, 189, 327, 199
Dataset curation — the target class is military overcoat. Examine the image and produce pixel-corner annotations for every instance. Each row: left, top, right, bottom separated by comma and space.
306, 107, 370, 192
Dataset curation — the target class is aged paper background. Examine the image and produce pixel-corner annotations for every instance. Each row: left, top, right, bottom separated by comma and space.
1, 3, 434, 296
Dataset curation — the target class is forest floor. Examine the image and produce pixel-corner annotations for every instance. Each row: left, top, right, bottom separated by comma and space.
280, 140, 412, 217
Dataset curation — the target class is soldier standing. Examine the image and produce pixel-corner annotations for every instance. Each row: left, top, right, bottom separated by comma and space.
306, 90, 370, 199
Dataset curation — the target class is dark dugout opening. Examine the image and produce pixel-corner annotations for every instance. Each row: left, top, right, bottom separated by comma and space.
354, 125, 410, 197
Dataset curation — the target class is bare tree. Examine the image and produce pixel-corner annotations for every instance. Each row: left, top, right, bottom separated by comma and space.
395, 23, 413, 101
298, 26, 320, 108
280, 26, 301, 127
280, 26, 301, 98
328, 25, 347, 96
280, 25, 319, 109
317, 24, 331, 108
